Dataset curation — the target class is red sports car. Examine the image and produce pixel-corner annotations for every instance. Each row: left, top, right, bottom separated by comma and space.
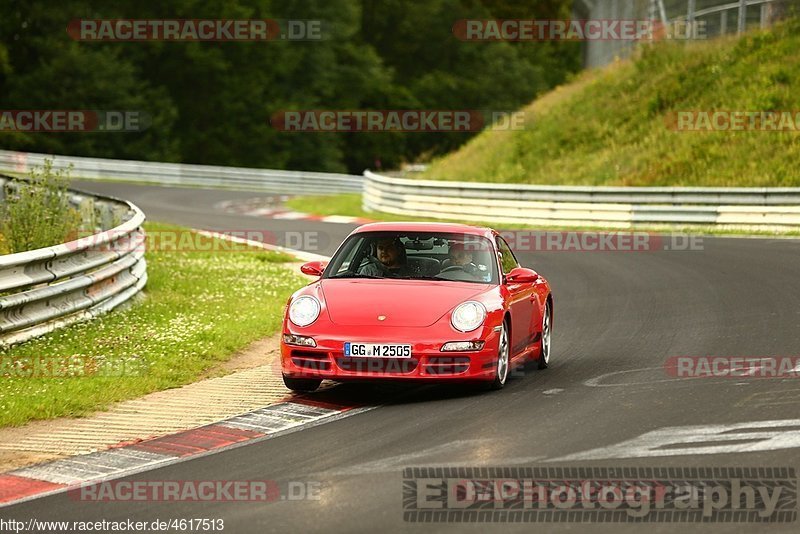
280, 222, 553, 392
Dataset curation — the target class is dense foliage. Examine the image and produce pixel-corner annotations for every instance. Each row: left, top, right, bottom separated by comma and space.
0, 160, 81, 253
0, 0, 579, 173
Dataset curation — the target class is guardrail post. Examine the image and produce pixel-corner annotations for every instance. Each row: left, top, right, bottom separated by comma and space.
738, 0, 747, 34
657, 0, 669, 27
95, 202, 114, 233
79, 197, 96, 233
760, 3, 769, 29
687, 0, 696, 27
720, 9, 728, 34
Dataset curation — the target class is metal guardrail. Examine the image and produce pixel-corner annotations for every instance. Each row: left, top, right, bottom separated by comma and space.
576, 0, 789, 68
363, 171, 800, 230
669, 0, 781, 33
0, 150, 363, 195
0, 174, 147, 346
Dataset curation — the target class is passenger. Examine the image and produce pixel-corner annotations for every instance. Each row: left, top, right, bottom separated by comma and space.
444, 242, 482, 280
448, 242, 475, 269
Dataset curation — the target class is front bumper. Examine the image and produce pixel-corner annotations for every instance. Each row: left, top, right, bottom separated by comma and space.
281, 324, 501, 382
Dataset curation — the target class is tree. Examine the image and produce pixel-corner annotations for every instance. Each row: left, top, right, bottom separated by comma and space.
0, 0, 579, 173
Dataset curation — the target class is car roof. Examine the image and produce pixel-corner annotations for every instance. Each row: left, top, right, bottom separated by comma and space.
352, 222, 495, 238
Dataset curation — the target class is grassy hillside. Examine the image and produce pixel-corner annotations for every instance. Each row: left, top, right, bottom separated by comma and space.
422, 19, 800, 187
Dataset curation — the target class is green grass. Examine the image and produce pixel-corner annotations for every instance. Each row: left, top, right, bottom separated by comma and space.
421, 19, 800, 187
285, 193, 800, 237
0, 222, 307, 428
286, 193, 427, 222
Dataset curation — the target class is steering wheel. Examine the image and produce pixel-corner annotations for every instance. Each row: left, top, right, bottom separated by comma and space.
439, 265, 466, 274
360, 256, 380, 268
359, 256, 405, 277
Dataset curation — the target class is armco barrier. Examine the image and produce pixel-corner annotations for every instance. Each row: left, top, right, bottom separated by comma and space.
363, 171, 800, 230
0, 150, 362, 195
0, 174, 147, 346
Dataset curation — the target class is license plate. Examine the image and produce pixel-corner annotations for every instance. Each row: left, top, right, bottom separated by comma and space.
344, 343, 412, 358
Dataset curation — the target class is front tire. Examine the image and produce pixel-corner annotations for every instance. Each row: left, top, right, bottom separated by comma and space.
538, 301, 552, 370
490, 321, 510, 390
282, 375, 322, 393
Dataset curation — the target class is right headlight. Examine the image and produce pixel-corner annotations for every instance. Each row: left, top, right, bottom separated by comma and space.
451, 301, 487, 332
289, 296, 321, 327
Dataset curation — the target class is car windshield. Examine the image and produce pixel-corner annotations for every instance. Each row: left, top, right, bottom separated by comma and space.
323, 232, 498, 284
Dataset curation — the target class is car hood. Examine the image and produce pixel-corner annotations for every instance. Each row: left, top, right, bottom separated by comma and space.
319, 279, 493, 327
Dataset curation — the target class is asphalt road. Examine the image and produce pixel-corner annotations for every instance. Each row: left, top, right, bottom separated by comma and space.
3, 181, 800, 533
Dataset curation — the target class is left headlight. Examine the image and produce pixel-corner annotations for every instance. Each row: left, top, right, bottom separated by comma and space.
289, 296, 321, 327
451, 301, 487, 332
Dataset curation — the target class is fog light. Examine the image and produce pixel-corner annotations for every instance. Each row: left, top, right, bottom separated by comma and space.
441, 341, 485, 352
283, 334, 317, 347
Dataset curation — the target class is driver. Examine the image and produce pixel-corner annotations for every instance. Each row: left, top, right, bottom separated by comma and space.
359, 237, 414, 277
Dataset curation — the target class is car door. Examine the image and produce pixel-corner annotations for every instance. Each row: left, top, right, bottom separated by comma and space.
497, 237, 538, 356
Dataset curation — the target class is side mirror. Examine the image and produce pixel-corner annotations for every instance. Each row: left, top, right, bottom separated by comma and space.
300, 261, 327, 277
505, 267, 540, 284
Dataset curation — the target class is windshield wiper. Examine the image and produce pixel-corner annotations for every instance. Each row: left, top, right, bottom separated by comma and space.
329, 273, 385, 279
394, 276, 447, 281
396, 275, 485, 283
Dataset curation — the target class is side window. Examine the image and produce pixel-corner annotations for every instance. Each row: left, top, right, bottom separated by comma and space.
496, 237, 519, 275
332, 237, 365, 275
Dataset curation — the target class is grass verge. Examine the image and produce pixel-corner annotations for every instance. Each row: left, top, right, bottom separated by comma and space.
285, 193, 800, 237
0, 222, 307, 428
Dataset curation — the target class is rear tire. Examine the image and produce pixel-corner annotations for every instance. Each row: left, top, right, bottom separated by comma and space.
282, 375, 322, 393
538, 301, 552, 370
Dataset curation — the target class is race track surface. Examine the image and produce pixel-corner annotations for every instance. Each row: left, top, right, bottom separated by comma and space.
3, 181, 800, 533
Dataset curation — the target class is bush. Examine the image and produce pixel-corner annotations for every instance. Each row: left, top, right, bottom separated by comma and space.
1, 160, 81, 253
